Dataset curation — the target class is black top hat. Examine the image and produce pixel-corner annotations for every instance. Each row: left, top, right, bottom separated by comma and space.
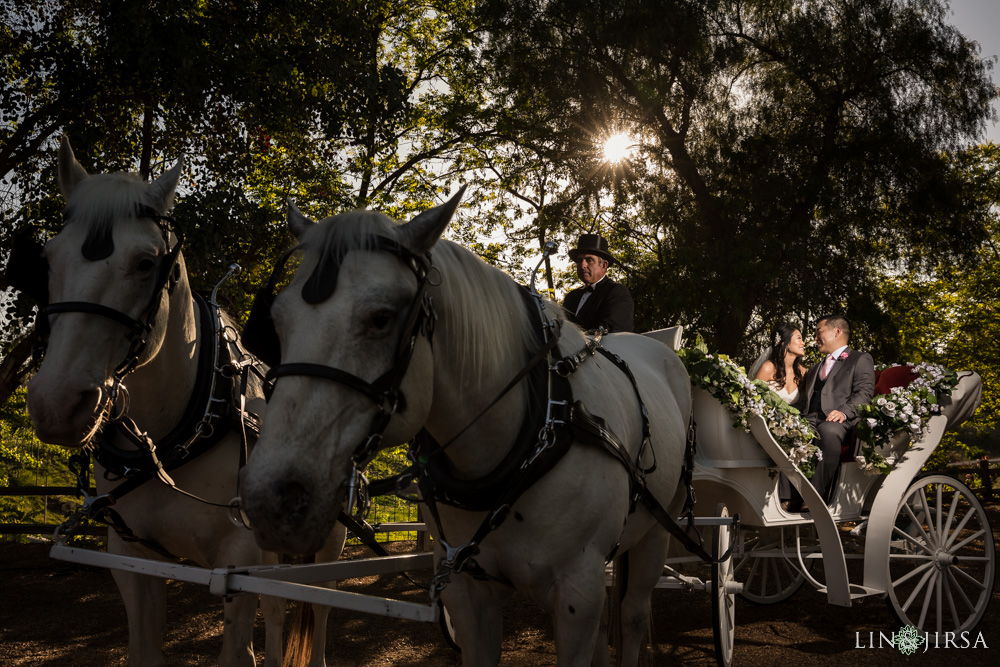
568, 233, 615, 265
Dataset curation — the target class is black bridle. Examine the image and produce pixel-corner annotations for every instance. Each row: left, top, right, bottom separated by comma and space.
260, 236, 437, 467
37, 204, 185, 411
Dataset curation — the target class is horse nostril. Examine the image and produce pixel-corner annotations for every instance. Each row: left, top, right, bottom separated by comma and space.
275, 480, 311, 524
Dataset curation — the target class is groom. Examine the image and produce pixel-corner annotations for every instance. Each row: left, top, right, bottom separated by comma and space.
786, 314, 875, 511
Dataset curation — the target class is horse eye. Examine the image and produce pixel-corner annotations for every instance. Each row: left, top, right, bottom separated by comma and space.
136, 258, 156, 273
370, 310, 393, 330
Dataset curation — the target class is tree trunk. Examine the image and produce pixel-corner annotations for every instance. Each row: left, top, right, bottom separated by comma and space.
139, 101, 154, 181
0, 329, 38, 406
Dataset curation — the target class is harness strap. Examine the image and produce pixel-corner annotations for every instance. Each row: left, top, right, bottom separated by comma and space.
41, 301, 147, 337
595, 346, 655, 474
267, 363, 396, 409
94, 293, 237, 478
367, 320, 563, 507
568, 401, 738, 565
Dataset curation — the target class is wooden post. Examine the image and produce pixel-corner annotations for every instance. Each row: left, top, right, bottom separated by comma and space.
980, 457, 993, 503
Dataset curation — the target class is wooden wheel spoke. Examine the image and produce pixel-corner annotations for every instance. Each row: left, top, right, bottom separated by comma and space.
915, 492, 939, 548
901, 562, 937, 613
916, 568, 937, 630
949, 528, 986, 553
944, 505, 978, 550
944, 566, 977, 615
891, 559, 935, 587
890, 523, 934, 555
901, 502, 935, 549
949, 563, 988, 591
943, 569, 962, 630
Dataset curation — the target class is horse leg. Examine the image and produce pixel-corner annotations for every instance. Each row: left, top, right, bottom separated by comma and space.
261, 593, 285, 667
440, 577, 506, 666
549, 561, 608, 666
219, 591, 259, 666
111, 567, 167, 667
306, 603, 332, 667
616, 530, 670, 666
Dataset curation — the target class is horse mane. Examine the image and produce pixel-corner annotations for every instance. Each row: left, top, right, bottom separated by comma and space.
63, 172, 165, 238
301, 209, 550, 389
432, 240, 546, 387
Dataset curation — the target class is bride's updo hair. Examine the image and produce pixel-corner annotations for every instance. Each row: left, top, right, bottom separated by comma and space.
767, 322, 805, 388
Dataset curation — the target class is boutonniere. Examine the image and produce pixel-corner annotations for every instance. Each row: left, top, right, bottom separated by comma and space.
839, 351, 849, 360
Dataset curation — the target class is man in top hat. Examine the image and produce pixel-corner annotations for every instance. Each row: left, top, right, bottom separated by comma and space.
562, 233, 634, 333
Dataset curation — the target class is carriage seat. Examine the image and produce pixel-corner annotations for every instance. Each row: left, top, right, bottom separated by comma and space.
642, 326, 684, 351
839, 365, 918, 462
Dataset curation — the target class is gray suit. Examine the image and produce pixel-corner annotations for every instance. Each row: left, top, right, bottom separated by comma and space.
792, 348, 875, 501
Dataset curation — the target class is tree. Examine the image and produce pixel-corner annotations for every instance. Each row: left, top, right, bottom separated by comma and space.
476, 0, 998, 355
871, 143, 1000, 453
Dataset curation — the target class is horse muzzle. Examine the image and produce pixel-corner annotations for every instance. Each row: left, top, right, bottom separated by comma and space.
26, 374, 106, 447
238, 459, 344, 555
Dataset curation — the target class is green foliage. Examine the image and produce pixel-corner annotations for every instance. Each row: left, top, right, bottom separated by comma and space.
868, 144, 1000, 457
1, 0, 485, 327
1, 388, 77, 542
360, 444, 419, 542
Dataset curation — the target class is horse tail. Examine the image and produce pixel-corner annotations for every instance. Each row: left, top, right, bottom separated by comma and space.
281, 600, 315, 667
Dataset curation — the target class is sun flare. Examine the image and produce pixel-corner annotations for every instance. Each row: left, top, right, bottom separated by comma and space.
602, 132, 633, 163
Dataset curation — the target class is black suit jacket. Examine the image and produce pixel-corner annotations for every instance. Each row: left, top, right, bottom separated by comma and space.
794, 348, 875, 427
563, 278, 634, 333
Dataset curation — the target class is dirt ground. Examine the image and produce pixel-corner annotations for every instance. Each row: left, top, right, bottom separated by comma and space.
1, 503, 998, 666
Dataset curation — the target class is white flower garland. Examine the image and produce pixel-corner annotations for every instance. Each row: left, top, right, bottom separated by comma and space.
854, 362, 959, 475
678, 341, 820, 478
679, 343, 960, 479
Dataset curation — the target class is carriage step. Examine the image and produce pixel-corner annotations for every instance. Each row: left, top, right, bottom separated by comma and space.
815, 583, 884, 600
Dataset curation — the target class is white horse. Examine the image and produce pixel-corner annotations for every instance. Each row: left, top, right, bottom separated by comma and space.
24, 138, 345, 667
239, 191, 692, 665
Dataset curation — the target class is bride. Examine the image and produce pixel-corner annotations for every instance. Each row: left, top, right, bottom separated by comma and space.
751, 322, 807, 405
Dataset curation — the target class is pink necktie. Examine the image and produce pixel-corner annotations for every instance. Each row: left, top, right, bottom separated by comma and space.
820, 354, 835, 380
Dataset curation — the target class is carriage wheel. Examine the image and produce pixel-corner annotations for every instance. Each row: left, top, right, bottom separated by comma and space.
711, 504, 736, 667
885, 473, 995, 635
438, 600, 461, 653
733, 524, 815, 604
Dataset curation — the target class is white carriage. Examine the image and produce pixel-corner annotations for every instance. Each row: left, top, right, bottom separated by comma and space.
643, 326, 994, 667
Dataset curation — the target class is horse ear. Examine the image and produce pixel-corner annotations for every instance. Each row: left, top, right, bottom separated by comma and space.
58, 136, 89, 199
287, 199, 316, 239
397, 186, 467, 255
147, 157, 184, 214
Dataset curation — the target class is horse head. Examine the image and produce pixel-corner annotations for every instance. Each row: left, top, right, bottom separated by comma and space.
27, 137, 187, 447
240, 190, 464, 554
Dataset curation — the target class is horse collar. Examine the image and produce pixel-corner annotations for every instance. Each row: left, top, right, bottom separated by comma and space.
91, 291, 259, 480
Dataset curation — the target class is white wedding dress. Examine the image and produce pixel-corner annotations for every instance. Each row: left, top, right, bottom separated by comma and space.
773, 383, 799, 405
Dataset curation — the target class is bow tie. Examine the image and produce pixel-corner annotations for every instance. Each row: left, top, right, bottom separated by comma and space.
583, 285, 595, 293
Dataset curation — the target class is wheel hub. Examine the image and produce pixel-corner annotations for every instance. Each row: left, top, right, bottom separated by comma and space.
934, 548, 956, 568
